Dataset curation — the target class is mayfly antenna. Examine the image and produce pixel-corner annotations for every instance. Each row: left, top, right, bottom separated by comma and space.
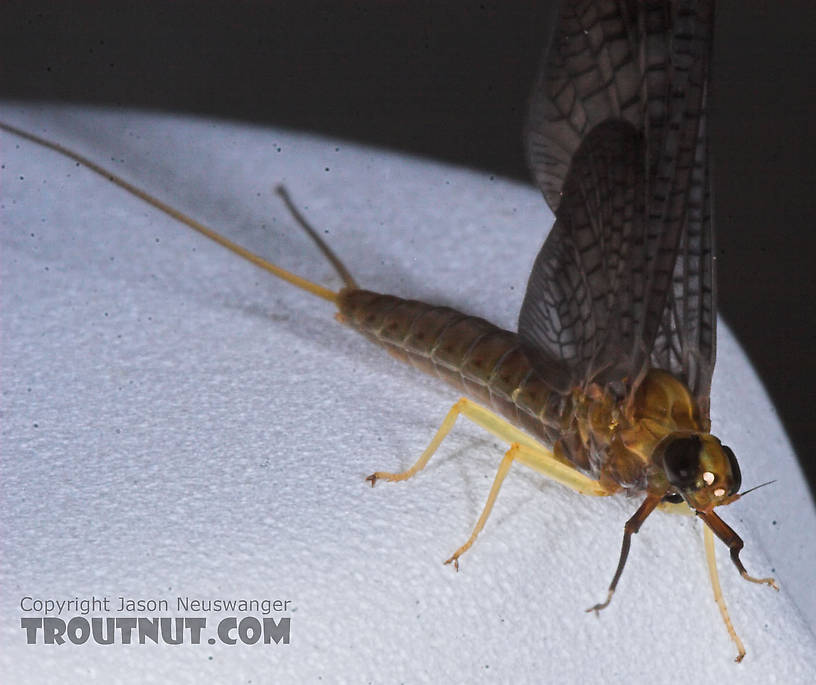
735, 480, 778, 500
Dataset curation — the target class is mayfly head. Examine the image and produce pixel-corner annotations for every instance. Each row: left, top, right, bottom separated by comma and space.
654, 433, 742, 512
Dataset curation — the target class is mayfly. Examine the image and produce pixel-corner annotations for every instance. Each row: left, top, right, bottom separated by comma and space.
0, 0, 778, 662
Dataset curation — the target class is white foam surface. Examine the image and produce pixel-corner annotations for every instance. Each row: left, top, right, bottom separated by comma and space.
1, 103, 814, 682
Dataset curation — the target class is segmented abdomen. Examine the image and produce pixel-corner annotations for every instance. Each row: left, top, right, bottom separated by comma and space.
337, 289, 569, 447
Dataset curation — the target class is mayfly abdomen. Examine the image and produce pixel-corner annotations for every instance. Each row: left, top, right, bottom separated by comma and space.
337, 288, 567, 447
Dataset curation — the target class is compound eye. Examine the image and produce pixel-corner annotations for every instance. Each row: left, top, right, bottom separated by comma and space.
722, 444, 742, 494
662, 436, 702, 489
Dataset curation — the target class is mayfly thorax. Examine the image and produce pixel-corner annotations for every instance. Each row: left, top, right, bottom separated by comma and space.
0, 0, 779, 663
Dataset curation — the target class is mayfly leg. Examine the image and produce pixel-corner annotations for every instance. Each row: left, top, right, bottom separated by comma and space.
703, 524, 747, 663
697, 510, 779, 590
368, 397, 610, 568
587, 494, 662, 615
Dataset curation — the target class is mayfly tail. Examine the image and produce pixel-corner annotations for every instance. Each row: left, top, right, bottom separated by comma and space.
274, 185, 357, 290
0, 120, 346, 304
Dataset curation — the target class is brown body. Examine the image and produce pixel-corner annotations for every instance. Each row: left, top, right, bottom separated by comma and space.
339, 288, 708, 500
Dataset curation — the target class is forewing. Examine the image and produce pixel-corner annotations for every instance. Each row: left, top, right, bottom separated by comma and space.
649, 105, 716, 415
520, 120, 647, 392
520, 0, 716, 407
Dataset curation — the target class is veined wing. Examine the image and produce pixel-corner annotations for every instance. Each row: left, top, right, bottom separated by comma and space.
520, 0, 716, 413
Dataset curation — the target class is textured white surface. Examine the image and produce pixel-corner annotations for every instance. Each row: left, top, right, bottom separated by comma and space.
1, 103, 815, 682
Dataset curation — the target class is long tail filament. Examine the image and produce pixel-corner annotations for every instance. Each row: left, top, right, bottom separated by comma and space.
0, 120, 354, 303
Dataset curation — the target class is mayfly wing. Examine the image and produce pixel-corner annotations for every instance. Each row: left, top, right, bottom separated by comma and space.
519, 118, 648, 394
520, 0, 716, 410
649, 97, 716, 420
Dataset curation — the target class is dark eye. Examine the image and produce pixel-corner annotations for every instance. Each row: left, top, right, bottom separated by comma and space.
662, 436, 702, 489
722, 444, 741, 494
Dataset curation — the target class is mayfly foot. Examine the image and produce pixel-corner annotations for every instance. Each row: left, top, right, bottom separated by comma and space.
444, 555, 460, 572
365, 471, 398, 487
585, 590, 614, 617
762, 577, 780, 592
739, 569, 779, 591
366, 470, 405, 487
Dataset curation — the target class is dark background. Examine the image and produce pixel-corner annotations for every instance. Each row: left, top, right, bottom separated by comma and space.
2, 0, 814, 499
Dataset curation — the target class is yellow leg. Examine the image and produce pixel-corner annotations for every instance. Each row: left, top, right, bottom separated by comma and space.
443, 444, 516, 569
366, 397, 610, 567
703, 523, 747, 663
367, 397, 607, 494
